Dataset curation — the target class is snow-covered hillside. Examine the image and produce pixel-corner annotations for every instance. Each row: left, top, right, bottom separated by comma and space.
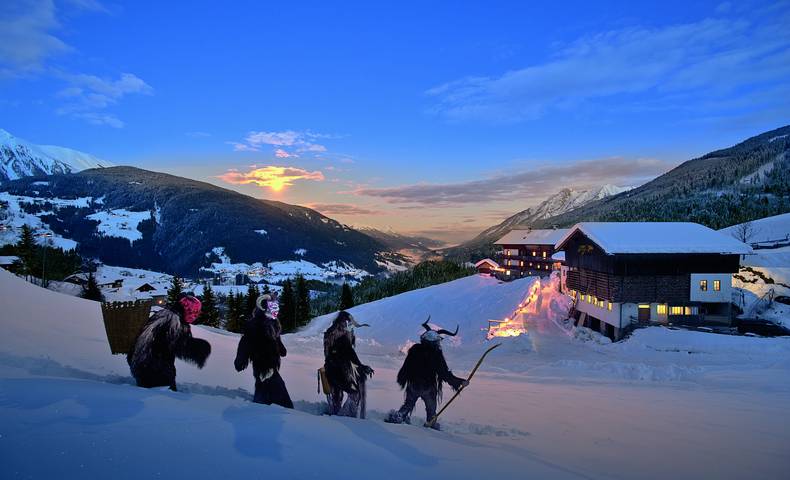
0, 129, 112, 181
719, 212, 790, 246
2, 269, 789, 479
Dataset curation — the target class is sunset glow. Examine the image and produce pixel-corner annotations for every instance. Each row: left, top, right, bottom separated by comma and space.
218, 166, 325, 192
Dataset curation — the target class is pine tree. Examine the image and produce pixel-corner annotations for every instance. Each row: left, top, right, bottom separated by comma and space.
295, 274, 311, 328
167, 276, 184, 305
198, 282, 220, 327
16, 224, 37, 279
81, 272, 104, 302
278, 279, 296, 333
262, 283, 271, 294
246, 283, 260, 316
339, 283, 354, 311
225, 291, 243, 333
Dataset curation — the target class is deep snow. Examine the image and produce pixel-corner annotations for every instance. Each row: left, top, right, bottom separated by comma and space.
1, 269, 789, 479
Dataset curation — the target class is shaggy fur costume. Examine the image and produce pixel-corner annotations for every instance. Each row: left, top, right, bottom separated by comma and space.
323, 315, 372, 417
127, 307, 211, 390
235, 307, 293, 408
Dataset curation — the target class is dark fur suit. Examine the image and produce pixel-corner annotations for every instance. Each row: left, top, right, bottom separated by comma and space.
389, 340, 464, 427
234, 307, 294, 408
127, 307, 211, 390
324, 323, 372, 417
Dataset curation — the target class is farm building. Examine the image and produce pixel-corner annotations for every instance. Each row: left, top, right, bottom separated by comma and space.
555, 222, 752, 340
474, 258, 500, 275
494, 228, 568, 279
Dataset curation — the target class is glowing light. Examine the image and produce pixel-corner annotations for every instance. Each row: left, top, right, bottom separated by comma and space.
218, 165, 324, 192
488, 279, 541, 339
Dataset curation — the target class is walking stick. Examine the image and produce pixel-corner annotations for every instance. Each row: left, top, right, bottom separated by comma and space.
426, 343, 501, 428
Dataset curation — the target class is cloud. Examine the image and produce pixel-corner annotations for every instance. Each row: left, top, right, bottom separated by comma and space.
55, 72, 152, 127
355, 157, 671, 206
275, 148, 298, 158
232, 130, 330, 157
217, 165, 325, 192
226, 141, 259, 152
427, 5, 790, 122
308, 203, 380, 216
0, 0, 70, 77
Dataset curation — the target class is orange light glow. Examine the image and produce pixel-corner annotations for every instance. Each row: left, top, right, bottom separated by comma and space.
218, 165, 324, 192
488, 279, 541, 339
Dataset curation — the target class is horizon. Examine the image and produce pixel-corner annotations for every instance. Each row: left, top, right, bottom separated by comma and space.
2, 1, 789, 243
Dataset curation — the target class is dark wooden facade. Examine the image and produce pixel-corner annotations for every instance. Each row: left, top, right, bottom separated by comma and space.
497, 244, 557, 276
563, 230, 740, 303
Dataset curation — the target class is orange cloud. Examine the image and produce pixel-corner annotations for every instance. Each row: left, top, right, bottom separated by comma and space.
218, 165, 324, 192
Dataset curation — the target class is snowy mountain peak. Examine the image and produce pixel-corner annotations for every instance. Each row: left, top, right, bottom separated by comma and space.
0, 128, 113, 181
466, 184, 632, 247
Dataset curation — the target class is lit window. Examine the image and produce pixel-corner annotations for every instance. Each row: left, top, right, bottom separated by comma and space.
713, 280, 721, 291
586, 294, 591, 303
532, 251, 537, 257
506, 270, 511, 276
520, 261, 524, 267
699, 280, 707, 291
670, 306, 683, 315
542, 251, 547, 258
684, 306, 691, 315
607, 302, 613, 311
657, 304, 667, 315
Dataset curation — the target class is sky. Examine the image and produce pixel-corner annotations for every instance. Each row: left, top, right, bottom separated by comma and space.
1, 0, 789, 244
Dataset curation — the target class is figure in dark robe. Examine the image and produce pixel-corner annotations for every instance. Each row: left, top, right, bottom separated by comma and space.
385, 318, 467, 430
128, 294, 211, 391
323, 311, 373, 417
234, 294, 294, 408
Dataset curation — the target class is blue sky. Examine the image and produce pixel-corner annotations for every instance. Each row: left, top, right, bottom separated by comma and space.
1, 0, 789, 242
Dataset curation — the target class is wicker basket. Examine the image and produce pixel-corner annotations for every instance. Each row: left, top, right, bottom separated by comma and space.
101, 300, 153, 355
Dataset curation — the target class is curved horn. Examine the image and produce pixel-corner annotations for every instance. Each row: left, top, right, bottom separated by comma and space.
347, 314, 370, 328
422, 315, 432, 331
436, 325, 459, 337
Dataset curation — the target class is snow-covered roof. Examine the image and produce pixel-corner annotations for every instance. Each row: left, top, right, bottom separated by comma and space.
555, 222, 753, 255
475, 258, 500, 268
0, 255, 19, 265
551, 251, 565, 261
494, 229, 569, 246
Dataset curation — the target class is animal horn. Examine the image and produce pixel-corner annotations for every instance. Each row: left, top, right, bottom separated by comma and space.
348, 314, 370, 328
422, 315, 432, 331
437, 325, 459, 337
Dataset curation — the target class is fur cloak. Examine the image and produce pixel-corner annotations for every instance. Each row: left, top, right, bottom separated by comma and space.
127, 307, 211, 390
234, 307, 287, 382
396, 342, 465, 397
324, 330, 364, 393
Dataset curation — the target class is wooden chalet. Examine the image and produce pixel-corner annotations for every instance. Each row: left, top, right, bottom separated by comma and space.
474, 258, 500, 275
493, 228, 568, 279
554, 222, 752, 340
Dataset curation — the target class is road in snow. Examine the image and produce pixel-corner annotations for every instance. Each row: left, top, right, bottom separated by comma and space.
1, 270, 789, 479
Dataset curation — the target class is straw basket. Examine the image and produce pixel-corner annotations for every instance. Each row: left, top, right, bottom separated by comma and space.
101, 300, 153, 355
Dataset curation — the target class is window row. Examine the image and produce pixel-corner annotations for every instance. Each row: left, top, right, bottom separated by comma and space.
698, 279, 721, 292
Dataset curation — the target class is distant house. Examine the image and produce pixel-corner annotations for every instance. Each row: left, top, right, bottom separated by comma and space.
63, 273, 89, 286
554, 222, 752, 340
474, 258, 500, 275
494, 228, 568, 279
135, 283, 157, 293
99, 279, 124, 289
0, 256, 19, 271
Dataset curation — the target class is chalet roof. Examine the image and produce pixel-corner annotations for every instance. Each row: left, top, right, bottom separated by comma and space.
494, 229, 569, 246
0, 255, 19, 265
554, 222, 753, 255
474, 258, 500, 268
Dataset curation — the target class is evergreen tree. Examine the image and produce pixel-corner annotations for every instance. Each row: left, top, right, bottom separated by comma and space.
246, 283, 260, 316
198, 282, 220, 327
339, 283, 354, 311
80, 272, 104, 302
167, 276, 184, 305
295, 274, 311, 328
262, 283, 271, 294
225, 291, 244, 333
278, 279, 296, 333
16, 224, 37, 279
